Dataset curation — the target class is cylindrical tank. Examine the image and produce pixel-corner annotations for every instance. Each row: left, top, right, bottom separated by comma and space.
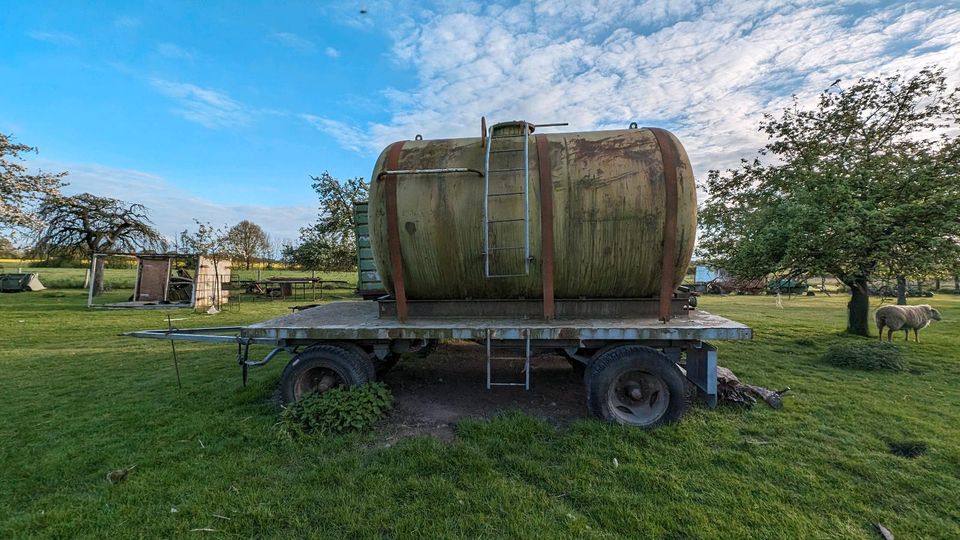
368, 124, 696, 300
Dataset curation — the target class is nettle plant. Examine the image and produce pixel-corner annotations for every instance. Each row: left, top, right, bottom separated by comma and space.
277, 382, 394, 439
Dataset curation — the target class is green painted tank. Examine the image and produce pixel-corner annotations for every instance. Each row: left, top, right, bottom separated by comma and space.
368, 124, 696, 300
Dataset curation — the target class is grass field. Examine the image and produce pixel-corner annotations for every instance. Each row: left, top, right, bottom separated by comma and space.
1, 288, 958, 538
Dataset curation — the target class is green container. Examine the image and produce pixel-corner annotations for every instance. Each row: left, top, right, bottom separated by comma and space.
368, 126, 697, 300
353, 202, 386, 299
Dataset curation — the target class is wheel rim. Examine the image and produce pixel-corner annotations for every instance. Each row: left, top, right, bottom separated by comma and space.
293, 367, 345, 400
607, 370, 670, 426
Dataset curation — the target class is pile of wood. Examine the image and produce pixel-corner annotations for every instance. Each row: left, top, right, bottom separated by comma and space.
716, 366, 789, 408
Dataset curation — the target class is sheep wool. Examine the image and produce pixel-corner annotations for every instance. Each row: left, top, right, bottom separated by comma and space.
875, 304, 942, 342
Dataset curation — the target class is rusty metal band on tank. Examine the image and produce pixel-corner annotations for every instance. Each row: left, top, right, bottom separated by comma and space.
368, 122, 697, 321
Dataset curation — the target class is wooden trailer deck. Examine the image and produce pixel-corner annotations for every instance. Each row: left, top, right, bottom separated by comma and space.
242, 301, 752, 343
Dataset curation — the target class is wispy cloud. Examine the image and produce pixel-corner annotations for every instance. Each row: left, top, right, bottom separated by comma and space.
36, 160, 314, 241
271, 32, 316, 53
150, 79, 249, 128
325, 46, 340, 58
27, 31, 79, 46
323, 0, 960, 182
157, 43, 195, 61
114, 16, 141, 29
300, 114, 369, 153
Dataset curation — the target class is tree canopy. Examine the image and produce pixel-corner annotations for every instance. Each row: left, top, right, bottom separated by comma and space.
698, 67, 960, 336
284, 172, 368, 271
0, 133, 67, 233
33, 193, 164, 259
226, 220, 270, 269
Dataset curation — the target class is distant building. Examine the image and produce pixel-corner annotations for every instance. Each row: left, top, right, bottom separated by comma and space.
695, 266, 719, 284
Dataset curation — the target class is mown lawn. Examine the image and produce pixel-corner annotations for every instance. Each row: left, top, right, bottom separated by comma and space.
1, 289, 958, 538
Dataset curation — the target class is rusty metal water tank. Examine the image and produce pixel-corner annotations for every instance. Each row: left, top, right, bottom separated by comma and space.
368, 121, 697, 306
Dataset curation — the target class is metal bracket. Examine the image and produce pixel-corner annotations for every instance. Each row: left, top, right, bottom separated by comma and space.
685, 341, 717, 408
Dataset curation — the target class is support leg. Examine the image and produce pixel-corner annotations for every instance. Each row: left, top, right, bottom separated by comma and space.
685, 342, 717, 408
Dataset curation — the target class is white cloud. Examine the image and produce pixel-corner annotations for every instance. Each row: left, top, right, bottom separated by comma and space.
325, 46, 340, 58
323, 0, 960, 183
157, 43, 195, 61
27, 31, 79, 46
300, 114, 369, 153
272, 32, 316, 52
150, 79, 250, 128
36, 161, 315, 241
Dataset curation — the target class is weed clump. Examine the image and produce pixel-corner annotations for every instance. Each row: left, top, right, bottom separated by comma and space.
820, 341, 905, 371
277, 382, 393, 440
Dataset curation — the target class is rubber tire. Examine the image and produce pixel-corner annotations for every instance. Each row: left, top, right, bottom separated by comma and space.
585, 345, 687, 428
328, 342, 376, 381
278, 344, 371, 405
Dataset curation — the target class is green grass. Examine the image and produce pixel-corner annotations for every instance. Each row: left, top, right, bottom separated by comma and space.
1, 291, 958, 538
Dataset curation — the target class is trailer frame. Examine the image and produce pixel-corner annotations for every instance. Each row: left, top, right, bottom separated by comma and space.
125, 300, 749, 426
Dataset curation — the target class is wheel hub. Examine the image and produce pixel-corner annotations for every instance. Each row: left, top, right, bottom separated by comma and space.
607, 370, 669, 426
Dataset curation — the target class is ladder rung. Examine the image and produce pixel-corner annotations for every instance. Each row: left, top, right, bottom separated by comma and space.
489, 382, 527, 387
487, 246, 525, 251
487, 273, 529, 278
488, 149, 524, 154
487, 218, 525, 224
488, 191, 524, 197
489, 356, 525, 361
487, 167, 526, 172
491, 134, 529, 139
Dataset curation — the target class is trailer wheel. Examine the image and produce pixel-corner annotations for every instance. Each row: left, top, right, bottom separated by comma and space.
585, 345, 687, 428
278, 345, 371, 404
329, 342, 376, 381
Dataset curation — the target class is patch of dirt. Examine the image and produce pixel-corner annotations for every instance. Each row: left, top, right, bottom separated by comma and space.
888, 440, 927, 459
377, 342, 587, 444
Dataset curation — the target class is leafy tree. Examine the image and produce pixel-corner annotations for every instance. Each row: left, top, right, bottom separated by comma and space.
0, 133, 67, 232
0, 236, 20, 258
178, 220, 231, 309
226, 219, 270, 270
285, 172, 368, 271
33, 193, 164, 294
699, 68, 960, 336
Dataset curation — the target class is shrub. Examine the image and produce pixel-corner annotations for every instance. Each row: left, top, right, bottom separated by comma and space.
277, 382, 393, 440
820, 341, 905, 371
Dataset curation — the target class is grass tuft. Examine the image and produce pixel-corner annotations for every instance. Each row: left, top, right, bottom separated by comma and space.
820, 341, 906, 371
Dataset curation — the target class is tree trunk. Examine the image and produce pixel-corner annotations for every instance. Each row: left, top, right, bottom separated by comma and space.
846, 276, 870, 336
93, 257, 106, 297
955, 274, 959, 293
934, 277, 940, 290
896, 275, 907, 305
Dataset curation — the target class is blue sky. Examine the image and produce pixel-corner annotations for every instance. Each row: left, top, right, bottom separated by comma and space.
2, 1, 958, 242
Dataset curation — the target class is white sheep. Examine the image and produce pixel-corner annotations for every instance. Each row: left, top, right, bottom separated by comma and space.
875, 304, 942, 343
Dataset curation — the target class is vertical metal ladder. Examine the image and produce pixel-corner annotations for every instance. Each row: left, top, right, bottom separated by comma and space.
483, 122, 531, 278
485, 329, 531, 389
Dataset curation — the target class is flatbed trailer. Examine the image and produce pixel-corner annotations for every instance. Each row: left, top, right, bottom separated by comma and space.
126, 300, 752, 428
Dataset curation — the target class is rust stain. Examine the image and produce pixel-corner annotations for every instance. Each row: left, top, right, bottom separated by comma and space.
570, 135, 632, 161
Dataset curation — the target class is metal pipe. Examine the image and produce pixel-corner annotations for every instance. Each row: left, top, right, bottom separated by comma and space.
376, 168, 484, 179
